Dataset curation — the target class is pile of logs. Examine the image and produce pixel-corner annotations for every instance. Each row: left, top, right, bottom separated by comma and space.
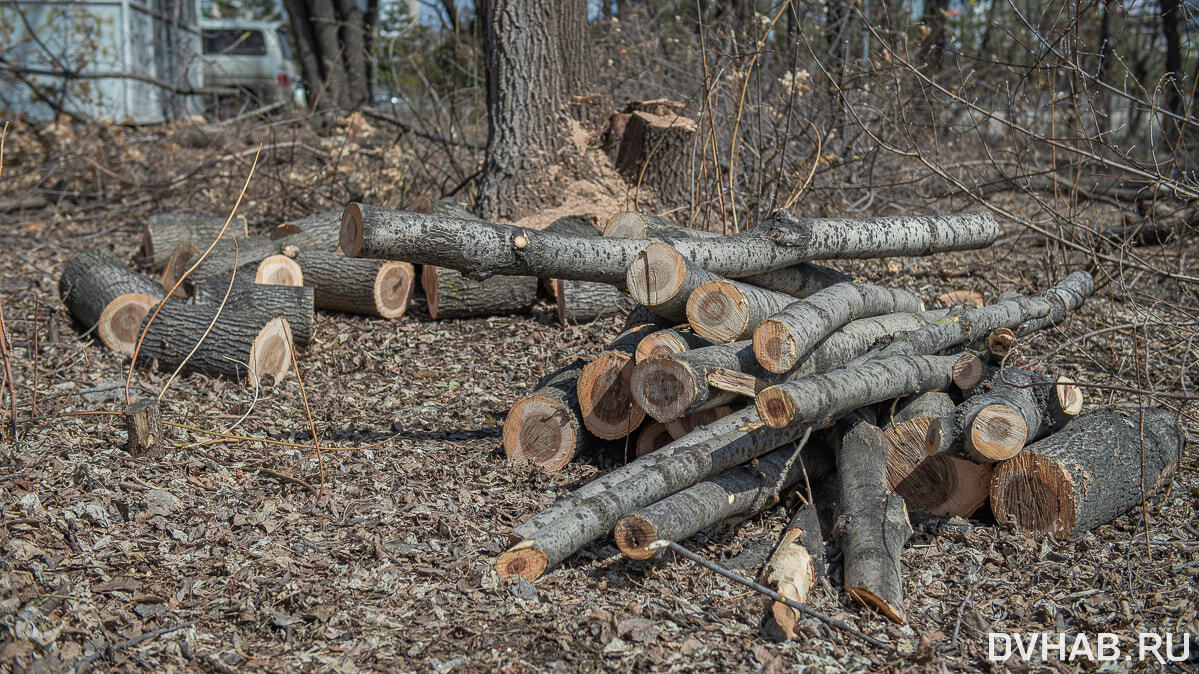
340, 202, 1183, 635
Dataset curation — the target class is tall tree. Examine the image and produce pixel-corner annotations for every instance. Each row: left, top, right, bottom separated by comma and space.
1159, 0, 1182, 117
475, 0, 594, 221
282, 0, 377, 112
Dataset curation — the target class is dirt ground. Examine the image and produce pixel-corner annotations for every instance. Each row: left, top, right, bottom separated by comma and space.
0, 117, 1197, 672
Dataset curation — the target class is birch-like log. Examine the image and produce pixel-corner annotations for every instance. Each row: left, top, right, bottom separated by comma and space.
343, 204, 999, 286
989, 406, 1180, 536
753, 283, 923, 374
835, 419, 912, 625
762, 503, 825, 640
634, 328, 712, 363
496, 408, 809, 579
687, 280, 794, 343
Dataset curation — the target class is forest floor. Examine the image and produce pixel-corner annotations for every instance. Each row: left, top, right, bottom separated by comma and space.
0, 115, 1196, 672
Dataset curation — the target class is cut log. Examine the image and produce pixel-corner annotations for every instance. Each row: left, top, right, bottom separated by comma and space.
343, 203, 999, 286
753, 283, 923, 374
577, 324, 659, 439
191, 280, 315, 348
270, 210, 343, 250
503, 359, 598, 471
255, 255, 304, 286
757, 355, 959, 429
635, 421, 674, 457
985, 327, 1016, 363
185, 236, 286, 285
834, 419, 912, 624
160, 241, 201, 298
990, 406, 1181, 536
123, 398, 164, 459
613, 436, 830, 559
612, 110, 697, 210
59, 249, 167, 355
634, 328, 712, 363
135, 301, 292, 386
421, 266, 536, 319
884, 416, 938, 489
293, 250, 414, 318
936, 289, 985, 307
665, 405, 733, 439
895, 455, 992, 518
496, 408, 810, 580
890, 391, 956, 426
603, 212, 720, 239
625, 242, 850, 323
951, 353, 995, 394
632, 341, 763, 422
142, 213, 247, 270
762, 503, 825, 640
687, 279, 794, 342
927, 368, 1084, 463
553, 279, 632, 324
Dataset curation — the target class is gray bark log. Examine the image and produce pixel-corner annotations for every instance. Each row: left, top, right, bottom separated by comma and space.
191, 280, 315, 347
503, 358, 599, 471
142, 213, 247, 270
342, 204, 999, 287
990, 406, 1180, 536
422, 266, 536, 319
295, 250, 414, 318
687, 279, 795, 342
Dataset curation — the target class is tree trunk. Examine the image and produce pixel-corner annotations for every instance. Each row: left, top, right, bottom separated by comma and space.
342, 204, 998, 287
476, 0, 593, 221
603, 212, 721, 239
554, 279, 633, 324
191, 280, 315, 348
613, 438, 832, 559
503, 359, 599, 471
1159, 0, 1183, 118
633, 341, 764, 422
284, 0, 373, 112
895, 455, 992, 518
890, 391, 955, 426
835, 419, 911, 625
920, 0, 949, 72
753, 283, 923, 374
272, 210, 344, 251
59, 250, 166, 356
135, 302, 292, 387
294, 250, 414, 318
636, 421, 673, 457
990, 406, 1180, 536
928, 368, 1083, 463
141, 213, 247, 270
421, 266, 536, 320
665, 405, 734, 440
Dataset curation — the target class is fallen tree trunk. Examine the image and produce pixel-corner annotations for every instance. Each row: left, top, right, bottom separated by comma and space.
497, 408, 809, 579
625, 243, 848, 323
634, 328, 712, 363
142, 213, 247, 270
762, 503, 825, 640
191, 280, 315, 347
421, 266, 537, 320
292, 250, 414, 318
613, 436, 830, 559
835, 418, 912, 625
927, 368, 1083, 463
603, 212, 721, 239
342, 204, 999, 286
554, 278, 633, 324
577, 323, 659, 439
687, 279, 794, 343
984, 327, 1016, 364
890, 391, 956, 425
950, 354, 997, 394
135, 301, 292, 387
59, 250, 167, 355
757, 355, 959, 429
895, 455, 992, 518
990, 406, 1180, 536
753, 283, 923, 373
503, 359, 599, 471
185, 236, 287, 285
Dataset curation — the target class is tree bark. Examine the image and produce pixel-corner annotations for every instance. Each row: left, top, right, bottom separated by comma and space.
503, 358, 598, 471
613, 438, 831, 559
421, 266, 536, 320
342, 204, 999, 286
294, 250, 414, 318
59, 250, 166, 356
475, 0, 593, 221
554, 279, 633, 324
496, 408, 811, 580
141, 213, 247, 270
834, 419, 911, 625
928, 368, 1083, 463
990, 406, 1181, 536
272, 210, 344, 251
191, 280, 315, 348
135, 302, 292, 387
123, 398, 164, 459
753, 283, 923, 374
890, 391, 955, 426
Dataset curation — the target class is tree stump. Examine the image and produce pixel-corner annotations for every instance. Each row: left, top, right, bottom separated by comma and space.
123, 398, 164, 459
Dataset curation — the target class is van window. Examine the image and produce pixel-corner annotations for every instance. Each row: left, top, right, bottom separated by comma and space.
276, 30, 292, 60
203, 29, 267, 56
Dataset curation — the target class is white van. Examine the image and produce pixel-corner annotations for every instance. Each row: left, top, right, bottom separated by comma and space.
199, 19, 301, 107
